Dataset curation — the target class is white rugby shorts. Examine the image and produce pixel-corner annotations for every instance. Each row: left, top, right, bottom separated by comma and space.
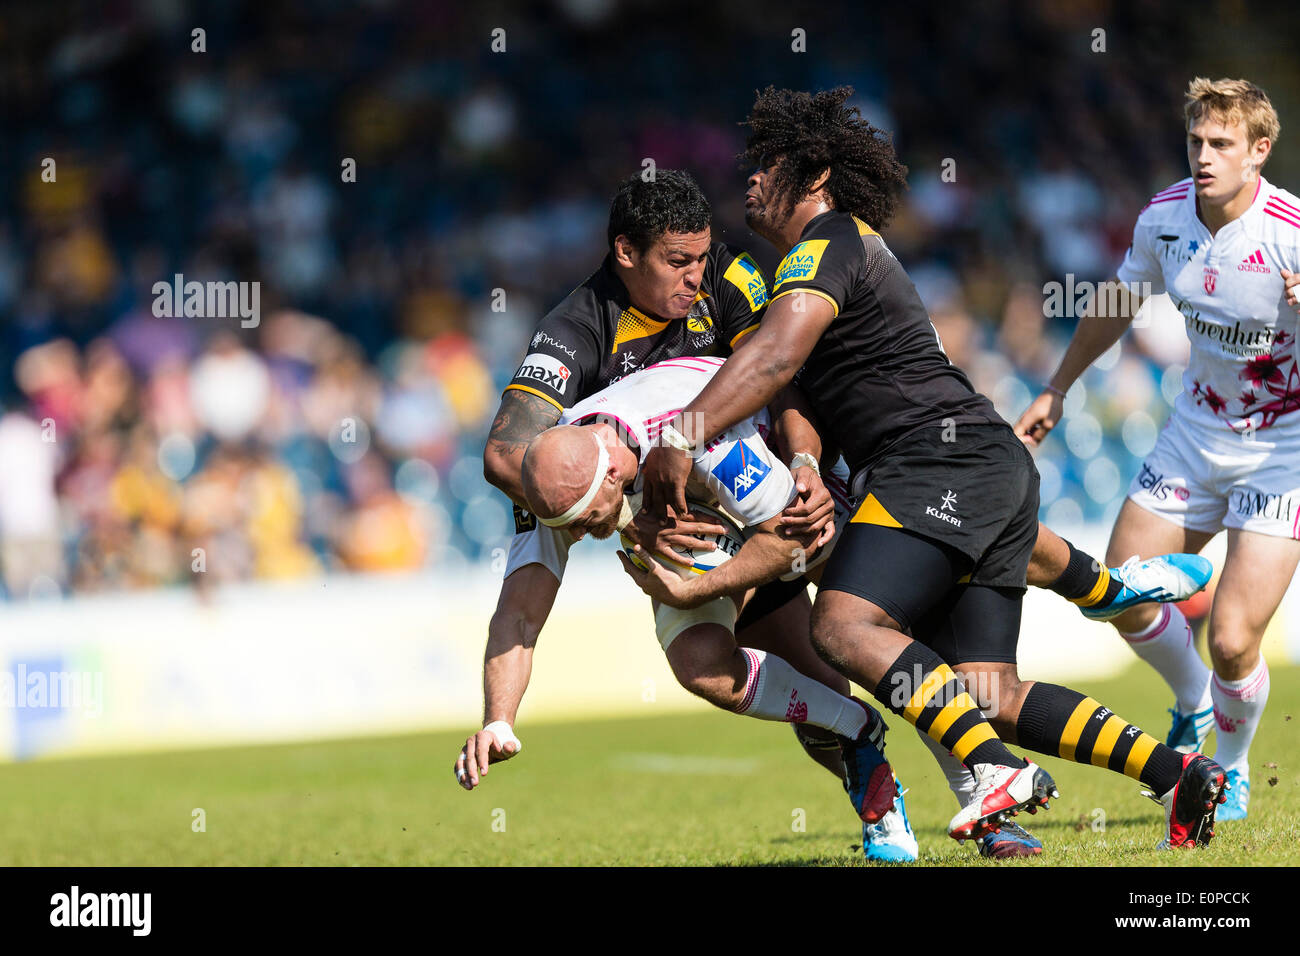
1127, 412, 1300, 539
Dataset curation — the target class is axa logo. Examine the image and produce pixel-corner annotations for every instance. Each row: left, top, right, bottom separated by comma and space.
732, 462, 767, 495
710, 439, 770, 501
515, 352, 571, 394
1238, 249, 1271, 274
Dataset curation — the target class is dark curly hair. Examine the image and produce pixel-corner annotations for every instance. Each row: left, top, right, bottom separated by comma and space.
607, 169, 711, 253
741, 86, 909, 230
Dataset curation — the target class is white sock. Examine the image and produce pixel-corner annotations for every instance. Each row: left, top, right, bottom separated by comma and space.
1118, 604, 1211, 714
737, 648, 867, 739
917, 725, 975, 807
1211, 658, 1270, 776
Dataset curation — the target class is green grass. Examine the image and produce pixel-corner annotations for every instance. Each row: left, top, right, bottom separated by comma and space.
1, 664, 1297, 865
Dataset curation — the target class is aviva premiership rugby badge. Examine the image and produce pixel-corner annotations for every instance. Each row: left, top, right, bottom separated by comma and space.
774, 239, 830, 290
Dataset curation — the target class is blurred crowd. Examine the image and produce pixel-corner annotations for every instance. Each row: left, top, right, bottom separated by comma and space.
0, 0, 1286, 599
0, 312, 500, 599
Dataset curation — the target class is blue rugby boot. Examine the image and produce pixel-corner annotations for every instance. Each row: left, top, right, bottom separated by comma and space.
862, 774, 918, 862
839, 698, 895, 824
1166, 704, 1214, 755
977, 821, 1043, 859
1216, 769, 1249, 821
1080, 553, 1212, 621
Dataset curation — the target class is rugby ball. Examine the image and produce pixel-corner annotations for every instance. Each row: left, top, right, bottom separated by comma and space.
619, 501, 745, 577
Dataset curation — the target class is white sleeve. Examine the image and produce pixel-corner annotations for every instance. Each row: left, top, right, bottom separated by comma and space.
504, 516, 575, 583
694, 418, 796, 527
1115, 219, 1166, 294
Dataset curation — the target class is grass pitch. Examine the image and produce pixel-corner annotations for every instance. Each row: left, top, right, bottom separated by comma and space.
2, 664, 1297, 866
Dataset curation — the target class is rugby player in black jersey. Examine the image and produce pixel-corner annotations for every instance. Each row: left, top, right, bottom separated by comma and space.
459, 170, 919, 854
638, 88, 1228, 848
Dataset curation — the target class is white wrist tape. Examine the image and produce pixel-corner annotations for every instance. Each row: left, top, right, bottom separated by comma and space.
659, 423, 697, 453
483, 720, 522, 753
789, 452, 821, 476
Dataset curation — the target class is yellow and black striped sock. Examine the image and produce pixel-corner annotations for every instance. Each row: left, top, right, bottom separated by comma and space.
873, 643, 1027, 769
1051, 539, 1122, 609
1016, 683, 1183, 793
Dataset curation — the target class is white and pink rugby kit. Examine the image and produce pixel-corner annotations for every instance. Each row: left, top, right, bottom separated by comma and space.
1117, 176, 1300, 537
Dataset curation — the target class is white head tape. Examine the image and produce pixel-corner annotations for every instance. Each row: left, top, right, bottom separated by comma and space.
538, 430, 610, 527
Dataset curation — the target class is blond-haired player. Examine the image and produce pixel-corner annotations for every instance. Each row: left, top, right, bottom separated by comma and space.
1017, 77, 1300, 821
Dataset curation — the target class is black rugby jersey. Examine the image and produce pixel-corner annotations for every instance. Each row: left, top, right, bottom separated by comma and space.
505, 242, 767, 411
770, 210, 1001, 473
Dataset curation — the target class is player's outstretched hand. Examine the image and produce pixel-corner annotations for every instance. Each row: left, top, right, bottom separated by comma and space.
455, 726, 521, 791
617, 547, 702, 609
626, 506, 725, 561
780, 466, 834, 546
1283, 269, 1300, 312
640, 445, 692, 523
1013, 390, 1065, 448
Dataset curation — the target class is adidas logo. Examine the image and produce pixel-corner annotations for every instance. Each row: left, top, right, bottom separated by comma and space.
1238, 249, 1271, 274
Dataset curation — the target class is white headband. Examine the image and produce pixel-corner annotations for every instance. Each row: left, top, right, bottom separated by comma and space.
538, 431, 610, 527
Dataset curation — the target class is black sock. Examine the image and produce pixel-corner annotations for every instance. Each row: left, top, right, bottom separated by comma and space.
1017, 683, 1184, 793
1050, 538, 1122, 607
872, 642, 1027, 770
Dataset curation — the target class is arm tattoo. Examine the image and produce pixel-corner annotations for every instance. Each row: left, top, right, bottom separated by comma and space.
487, 389, 562, 456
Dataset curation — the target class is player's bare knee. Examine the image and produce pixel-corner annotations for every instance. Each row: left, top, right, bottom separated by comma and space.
684, 673, 741, 709
1207, 625, 1259, 672
810, 595, 898, 669
666, 639, 746, 711
808, 617, 850, 672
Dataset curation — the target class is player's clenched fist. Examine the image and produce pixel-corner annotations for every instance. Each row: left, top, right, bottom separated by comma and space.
1282, 268, 1300, 311
780, 466, 834, 546
454, 722, 522, 791
1014, 390, 1065, 448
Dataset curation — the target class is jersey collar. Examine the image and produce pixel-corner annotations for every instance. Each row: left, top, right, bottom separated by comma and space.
1193, 175, 1270, 233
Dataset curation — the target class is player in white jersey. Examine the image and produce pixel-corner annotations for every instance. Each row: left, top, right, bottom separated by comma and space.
1016, 77, 1300, 821
457, 355, 916, 848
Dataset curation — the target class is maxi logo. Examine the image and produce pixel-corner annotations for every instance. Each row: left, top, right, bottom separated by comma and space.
711, 439, 770, 501
515, 352, 571, 395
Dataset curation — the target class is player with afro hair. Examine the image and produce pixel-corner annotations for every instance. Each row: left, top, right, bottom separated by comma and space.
739, 85, 909, 231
